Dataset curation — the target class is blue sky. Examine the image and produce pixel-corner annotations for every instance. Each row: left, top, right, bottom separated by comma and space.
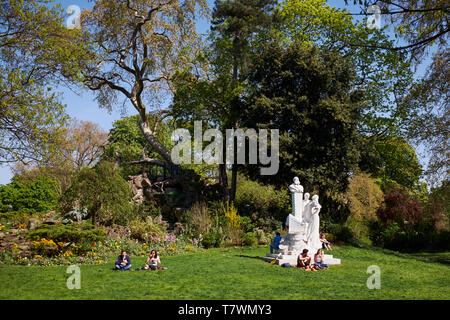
0, 0, 434, 185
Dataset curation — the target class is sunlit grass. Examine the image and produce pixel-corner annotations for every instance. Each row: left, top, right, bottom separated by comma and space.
0, 246, 449, 299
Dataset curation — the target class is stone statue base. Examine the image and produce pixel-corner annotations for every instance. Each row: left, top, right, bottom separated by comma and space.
262, 176, 341, 266
264, 214, 341, 266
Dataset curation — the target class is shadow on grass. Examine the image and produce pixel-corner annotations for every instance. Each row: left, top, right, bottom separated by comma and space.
235, 254, 268, 262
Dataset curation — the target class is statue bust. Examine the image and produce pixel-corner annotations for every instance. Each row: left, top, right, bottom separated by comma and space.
289, 177, 304, 193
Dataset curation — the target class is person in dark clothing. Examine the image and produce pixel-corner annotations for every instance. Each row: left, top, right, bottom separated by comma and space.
115, 250, 132, 271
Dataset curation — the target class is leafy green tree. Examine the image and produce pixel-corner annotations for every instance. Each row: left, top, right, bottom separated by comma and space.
205, 0, 279, 201
404, 50, 449, 186
0, 176, 59, 214
359, 136, 422, 192
103, 114, 173, 177
0, 0, 71, 164
242, 40, 362, 222
345, 172, 384, 240
72, 0, 209, 166
279, 0, 415, 139
61, 161, 133, 226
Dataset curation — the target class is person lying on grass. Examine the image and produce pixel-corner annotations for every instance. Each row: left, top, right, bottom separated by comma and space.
297, 249, 317, 271
115, 250, 132, 271
313, 248, 329, 270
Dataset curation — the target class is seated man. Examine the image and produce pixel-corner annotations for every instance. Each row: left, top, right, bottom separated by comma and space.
270, 232, 282, 254
297, 249, 315, 271
115, 250, 132, 271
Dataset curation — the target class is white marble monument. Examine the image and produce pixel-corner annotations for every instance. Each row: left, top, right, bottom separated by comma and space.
264, 177, 341, 266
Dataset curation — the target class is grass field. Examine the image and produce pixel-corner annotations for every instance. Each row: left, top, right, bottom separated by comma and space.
0, 245, 449, 300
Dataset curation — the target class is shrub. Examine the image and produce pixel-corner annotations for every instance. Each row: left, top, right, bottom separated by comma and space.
62, 208, 89, 223
241, 232, 258, 246
27, 222, 106, 245
240, 216, 256, 233
224, 202, 242, 245
128, 216, 168, 242
235, 175, 290, 223
325, 223, 354, 243
0, 176, 59, 214
182, 202, 213, 240
256, 217, 283, 234
254, 228, 272, 245
60, 161, 134, 226
345, 173, 384, 241
201, 224, 226, 249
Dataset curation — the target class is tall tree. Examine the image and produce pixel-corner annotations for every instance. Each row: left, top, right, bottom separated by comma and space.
12, 119, 109, 194
77, 0, 209, 166
279, 0, 415, 139
359, 136, 423, 191
0, 0, 71, 164
172, 0, 279, 201
242, 40, 362, 222
403, 50, 449, 187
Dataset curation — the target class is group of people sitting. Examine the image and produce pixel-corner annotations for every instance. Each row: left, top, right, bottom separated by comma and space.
114, 249, 166, 271
297, 248, 328, 271
269, 232, 333, 271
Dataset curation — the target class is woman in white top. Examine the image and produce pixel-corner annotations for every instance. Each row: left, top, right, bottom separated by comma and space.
145, 250, 161, 270
314, 249, 328, 270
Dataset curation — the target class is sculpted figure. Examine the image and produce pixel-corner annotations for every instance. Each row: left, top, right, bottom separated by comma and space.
288, 177, 303, 220
289, 177, 304, 193
302, 193, 311, 221
307, 195, 322, 251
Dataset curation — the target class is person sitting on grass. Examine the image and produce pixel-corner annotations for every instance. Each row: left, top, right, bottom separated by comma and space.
297, 249, 316, 271
145, 250, 161, 270
313, 248, 329, 270
320, 233, 332, 250
270, 232, 282, 254
115, 250, 132, 271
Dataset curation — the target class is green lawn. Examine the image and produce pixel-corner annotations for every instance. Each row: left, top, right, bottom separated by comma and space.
0, 246, 449, 300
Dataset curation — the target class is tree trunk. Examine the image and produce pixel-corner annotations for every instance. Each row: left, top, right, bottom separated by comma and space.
219, 163, 229, 202
230, 163, 238, 202
138, 119, 173, 165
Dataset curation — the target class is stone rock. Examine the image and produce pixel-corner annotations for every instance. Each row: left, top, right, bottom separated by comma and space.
27, 218, 42, 230
173, 222, 185, 234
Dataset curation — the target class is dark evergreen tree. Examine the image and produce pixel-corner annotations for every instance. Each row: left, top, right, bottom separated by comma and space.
210, 0, 280, 201
242, 40, 362, 223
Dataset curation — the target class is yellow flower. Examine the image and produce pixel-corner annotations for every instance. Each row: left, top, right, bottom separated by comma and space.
63, 251, 73, 257
34, 255, 42, 259
0, 225, 6, 231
